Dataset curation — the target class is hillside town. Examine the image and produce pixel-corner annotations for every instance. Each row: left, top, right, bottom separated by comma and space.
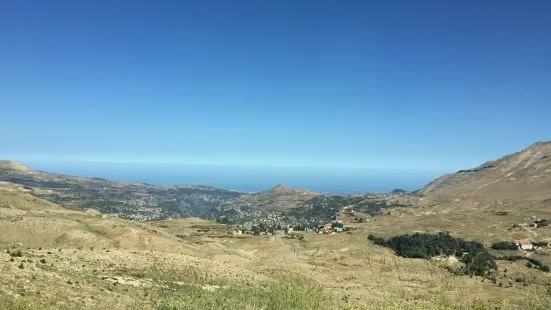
196, 219, 356, 237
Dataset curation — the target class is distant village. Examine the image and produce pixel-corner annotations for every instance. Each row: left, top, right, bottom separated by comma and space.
195, 219, 357, 237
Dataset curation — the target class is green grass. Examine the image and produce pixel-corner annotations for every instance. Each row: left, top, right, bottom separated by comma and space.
154, 278, 332, 310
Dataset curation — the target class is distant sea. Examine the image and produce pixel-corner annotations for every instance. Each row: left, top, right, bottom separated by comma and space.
23, 161, 443, 194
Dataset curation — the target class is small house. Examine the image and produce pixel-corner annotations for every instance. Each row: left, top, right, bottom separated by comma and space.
515, 240, 533, 251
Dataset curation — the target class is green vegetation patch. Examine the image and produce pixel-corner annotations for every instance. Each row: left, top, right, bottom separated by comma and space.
369, 232, 497, 277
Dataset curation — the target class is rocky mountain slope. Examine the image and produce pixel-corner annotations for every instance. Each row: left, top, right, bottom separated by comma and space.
0, 161, 243, 221
419, 141, 551, 200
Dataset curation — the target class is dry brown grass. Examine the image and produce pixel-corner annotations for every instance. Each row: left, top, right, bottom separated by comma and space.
2, 189, 551, 309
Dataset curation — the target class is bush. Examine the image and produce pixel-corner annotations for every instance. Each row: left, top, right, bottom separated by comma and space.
541, 265, 550, 272
494, 255, 523, 261
533, 241, 549, 247
526, 257, 543, 267
535, 219, 551, 227
491, 241, 518, 250
9, 250, 22, 257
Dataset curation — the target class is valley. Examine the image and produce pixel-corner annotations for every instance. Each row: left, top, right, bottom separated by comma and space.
1, 141, 551, 309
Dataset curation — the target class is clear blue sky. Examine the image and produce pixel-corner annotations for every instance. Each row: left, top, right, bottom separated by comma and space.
1, 0, 550, 173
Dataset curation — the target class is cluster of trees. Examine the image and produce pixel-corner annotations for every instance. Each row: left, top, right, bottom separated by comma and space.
476, 254, 551, 273
524, 257, 550, 272
368, 232, 497, 277
215, 217, 234, 225
370, 233, 551, 276
491, 241, 518, 250
494, 254, 523, 261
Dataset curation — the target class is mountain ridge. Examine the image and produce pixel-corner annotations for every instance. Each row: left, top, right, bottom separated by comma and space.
0, 160, 31, 171
418, 141, 551, 200
0, 161, 244, 220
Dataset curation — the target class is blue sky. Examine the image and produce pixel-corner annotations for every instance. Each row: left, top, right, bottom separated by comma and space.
1, 0, 550, 174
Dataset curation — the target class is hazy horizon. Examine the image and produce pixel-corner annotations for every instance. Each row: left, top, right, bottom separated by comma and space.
15, 160, 444, 194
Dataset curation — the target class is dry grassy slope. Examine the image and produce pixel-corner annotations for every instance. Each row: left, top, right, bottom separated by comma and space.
0, 160, 31, 171
419, 141, 551, 200
0, 190, 277, 309
234, 184, 320, 211
0, 189, 185, 252
3, 189, 544, 309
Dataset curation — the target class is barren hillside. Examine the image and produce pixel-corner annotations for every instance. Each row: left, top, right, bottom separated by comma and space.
233, 184, 320, 211
419, 141, 551, 200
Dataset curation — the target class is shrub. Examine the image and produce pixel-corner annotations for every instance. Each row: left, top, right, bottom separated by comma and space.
535, 219, 551, 227
526, 257, 543, 267
9, 250, 22, 257
494, 255, 523, 261
541, 265, 550, 272
491, 241, 518, 250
